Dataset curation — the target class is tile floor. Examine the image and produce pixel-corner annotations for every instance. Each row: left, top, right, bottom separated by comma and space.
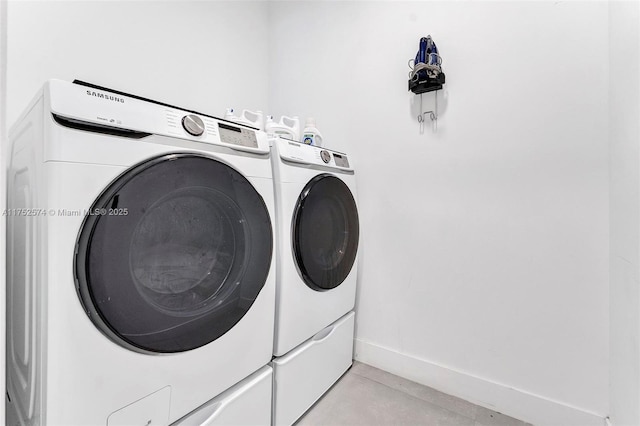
296, 362, 531, 426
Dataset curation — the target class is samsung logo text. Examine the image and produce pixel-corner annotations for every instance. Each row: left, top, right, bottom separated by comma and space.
86, 90, 125, 103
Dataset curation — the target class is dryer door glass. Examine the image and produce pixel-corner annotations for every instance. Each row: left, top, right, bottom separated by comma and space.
292, 174, 359, 291
75, 154, 273, 353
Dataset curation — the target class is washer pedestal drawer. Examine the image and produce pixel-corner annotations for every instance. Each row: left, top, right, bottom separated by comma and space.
172, 365, 272, 426
272, 312, 355, 426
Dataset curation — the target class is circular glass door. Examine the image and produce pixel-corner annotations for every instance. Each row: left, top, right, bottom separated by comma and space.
292, 174, 359, 291
75, 154, 273, 353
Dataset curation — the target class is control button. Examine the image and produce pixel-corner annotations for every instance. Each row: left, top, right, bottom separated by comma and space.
320, 150, 331, 163
182, 114, 205, 136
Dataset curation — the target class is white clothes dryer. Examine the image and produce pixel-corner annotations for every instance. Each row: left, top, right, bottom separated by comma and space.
6, 80, 275, 425
270, 137, 359, 425
271, 137, 359, 357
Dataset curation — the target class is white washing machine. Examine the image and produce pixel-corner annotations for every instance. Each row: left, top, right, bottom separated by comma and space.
270, 137, 359, 425
6, 79, 276, 425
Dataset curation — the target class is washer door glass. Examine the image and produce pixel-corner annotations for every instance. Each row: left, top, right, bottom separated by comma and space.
292, 174, 359, 291
75, 154, 273, 353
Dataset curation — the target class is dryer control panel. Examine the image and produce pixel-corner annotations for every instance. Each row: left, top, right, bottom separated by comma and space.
275, 138, 352, 172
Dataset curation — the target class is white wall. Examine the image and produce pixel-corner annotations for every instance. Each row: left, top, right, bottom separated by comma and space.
6, 0, 270, 128
609, 1, 640, 425
269, 2, 609, 425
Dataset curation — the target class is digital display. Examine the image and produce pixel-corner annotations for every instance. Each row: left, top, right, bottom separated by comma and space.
219, 123, 242, 133
333, 153, 350, 168
218, 123, 258, 148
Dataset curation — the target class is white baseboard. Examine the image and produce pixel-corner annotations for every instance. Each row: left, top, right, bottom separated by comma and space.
354, 338, 605, 426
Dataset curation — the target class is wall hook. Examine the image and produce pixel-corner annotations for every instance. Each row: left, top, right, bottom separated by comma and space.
419, 110, 437, 122
418, 91, 438, 133
409, 35, 444, 134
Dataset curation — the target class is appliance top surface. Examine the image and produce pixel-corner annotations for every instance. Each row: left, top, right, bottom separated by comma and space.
46, 79, 270, 154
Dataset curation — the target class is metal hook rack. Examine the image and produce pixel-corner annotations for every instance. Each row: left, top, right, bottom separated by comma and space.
417, 91, 438, 133
408, 35, 444, 134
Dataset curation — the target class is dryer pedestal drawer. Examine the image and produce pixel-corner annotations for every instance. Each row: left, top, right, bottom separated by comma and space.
272, 311, 355, 426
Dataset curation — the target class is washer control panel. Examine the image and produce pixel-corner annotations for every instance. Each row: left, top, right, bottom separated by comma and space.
48, 80, 270, 154
218, 122, 258, 148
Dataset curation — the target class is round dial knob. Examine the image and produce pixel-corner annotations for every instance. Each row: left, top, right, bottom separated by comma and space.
320, 150, 331, 164
182, 114, 205, 136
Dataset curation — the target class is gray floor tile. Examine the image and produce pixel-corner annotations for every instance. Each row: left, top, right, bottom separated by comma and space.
350, 362, 478, 419
296, 370, 475, 426
296, 362, 531, 426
